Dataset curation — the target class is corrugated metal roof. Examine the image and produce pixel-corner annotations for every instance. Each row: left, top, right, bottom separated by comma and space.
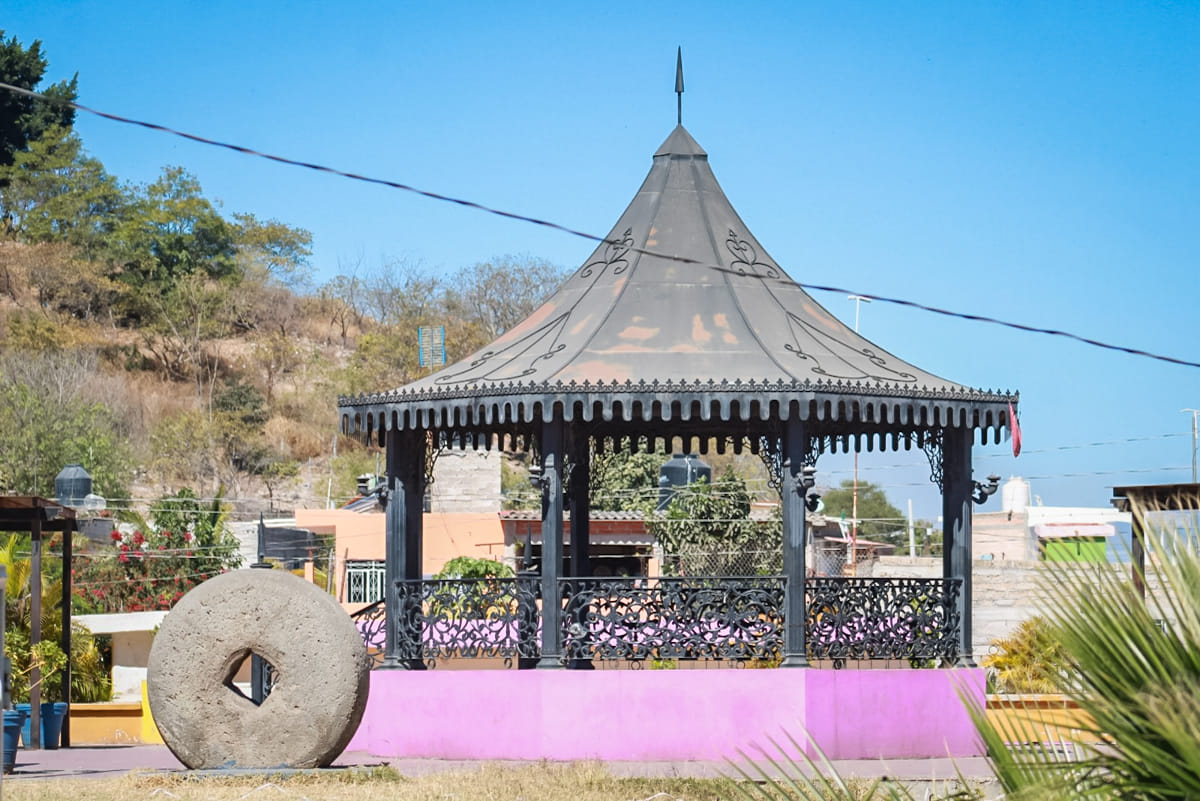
499, 509, 644, 521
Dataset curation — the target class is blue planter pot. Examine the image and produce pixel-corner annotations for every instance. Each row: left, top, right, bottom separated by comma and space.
16, 702, 67, 749
3, 708, 26, 773
15, 703, 30, 748
40, 703, 67, 750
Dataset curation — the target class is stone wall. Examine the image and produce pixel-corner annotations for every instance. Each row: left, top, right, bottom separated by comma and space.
429, 447, 502, 513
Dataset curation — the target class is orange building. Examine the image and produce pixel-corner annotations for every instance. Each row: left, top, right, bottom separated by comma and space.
294, 508, 506, 610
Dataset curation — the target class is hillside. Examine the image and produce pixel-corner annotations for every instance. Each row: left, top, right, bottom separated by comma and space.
0, 234, 566, 519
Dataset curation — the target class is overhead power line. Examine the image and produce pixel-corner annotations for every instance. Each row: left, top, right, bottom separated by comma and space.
0, 82, 1196, 370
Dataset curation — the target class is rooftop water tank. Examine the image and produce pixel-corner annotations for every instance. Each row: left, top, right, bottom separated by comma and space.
54, 463, 92, 507
658, 453, 712, 510
1001, 476, 1031, 514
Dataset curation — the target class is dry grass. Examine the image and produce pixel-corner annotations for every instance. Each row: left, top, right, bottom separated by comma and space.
2, 762, 729, 801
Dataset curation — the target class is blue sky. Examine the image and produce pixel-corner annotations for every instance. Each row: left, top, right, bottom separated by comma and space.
6, 1, 1200, 522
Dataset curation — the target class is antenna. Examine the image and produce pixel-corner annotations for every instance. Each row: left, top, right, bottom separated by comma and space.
675, 47, 684, 126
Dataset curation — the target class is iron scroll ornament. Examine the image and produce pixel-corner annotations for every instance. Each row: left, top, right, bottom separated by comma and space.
806, 577, 961, 667
392, 577, 541, 666
782, 311, 919, 383
725, 229, 781, 279
559, 576, 785, 662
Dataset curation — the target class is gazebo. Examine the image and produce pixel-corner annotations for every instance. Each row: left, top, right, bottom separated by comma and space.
338, 73, 1016, 761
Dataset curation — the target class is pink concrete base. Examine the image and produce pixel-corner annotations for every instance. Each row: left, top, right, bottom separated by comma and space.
346, 667, 984, 762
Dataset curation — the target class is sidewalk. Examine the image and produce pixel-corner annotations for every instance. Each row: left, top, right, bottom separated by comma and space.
3, 744, 1000, 788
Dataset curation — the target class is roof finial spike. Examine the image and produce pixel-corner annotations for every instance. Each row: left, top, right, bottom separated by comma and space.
675, 47, 684, 126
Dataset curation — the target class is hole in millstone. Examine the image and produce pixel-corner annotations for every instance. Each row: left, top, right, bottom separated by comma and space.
223, 648, 278, 706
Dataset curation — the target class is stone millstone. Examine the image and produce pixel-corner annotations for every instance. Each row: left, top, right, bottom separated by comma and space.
147, 569, 371, 769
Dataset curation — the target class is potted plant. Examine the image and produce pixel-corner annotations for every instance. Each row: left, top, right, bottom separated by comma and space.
982, 616, 1091, 743
7, 630, 69, 748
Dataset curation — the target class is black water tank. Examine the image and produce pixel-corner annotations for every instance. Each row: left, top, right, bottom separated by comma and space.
54, 463, 92, 507
657, 453, 712, 510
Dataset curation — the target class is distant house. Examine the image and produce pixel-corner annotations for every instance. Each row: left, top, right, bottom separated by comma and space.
498, 509, 654, 576
293, 507, 507, 609
973, 476, 1128, 563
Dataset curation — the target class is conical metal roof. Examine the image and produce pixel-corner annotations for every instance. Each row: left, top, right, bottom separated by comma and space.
340, 125, 1015, 442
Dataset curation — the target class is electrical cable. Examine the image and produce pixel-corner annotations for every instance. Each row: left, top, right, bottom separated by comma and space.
1, 81, 1196, 370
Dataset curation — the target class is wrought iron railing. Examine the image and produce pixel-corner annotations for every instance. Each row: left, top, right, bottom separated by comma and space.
350, 598, 387, 668
393, 577, 540, 667
806, 577, 961, 666
560, 576, 785, 662
356, 575, 963, 669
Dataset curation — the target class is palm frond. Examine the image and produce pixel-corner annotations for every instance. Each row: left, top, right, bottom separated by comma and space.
970, 492, 1200, 800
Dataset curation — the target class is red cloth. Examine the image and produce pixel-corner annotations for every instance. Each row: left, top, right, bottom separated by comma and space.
1009, 401, 1022, 458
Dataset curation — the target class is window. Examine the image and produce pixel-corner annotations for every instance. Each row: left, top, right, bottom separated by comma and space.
345, 560, 387, 604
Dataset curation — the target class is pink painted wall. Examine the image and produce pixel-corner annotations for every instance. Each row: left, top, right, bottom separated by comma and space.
803, 669, 984, 759
346, 668, 984, 762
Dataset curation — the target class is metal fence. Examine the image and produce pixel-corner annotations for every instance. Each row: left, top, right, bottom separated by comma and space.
393, 577, 540, 668
659, 549, 782, 577
806, 577, 961, 666
560, 576, 784, 662
355, 575, 961, 670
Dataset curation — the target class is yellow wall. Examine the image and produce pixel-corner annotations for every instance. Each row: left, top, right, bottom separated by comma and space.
986, 695, 1097, 743
67, 703, 145, 745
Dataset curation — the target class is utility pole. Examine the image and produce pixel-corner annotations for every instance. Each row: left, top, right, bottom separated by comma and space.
848, 295, 871, 574
1184, 409, 1200, 483
907, 499, 916, 558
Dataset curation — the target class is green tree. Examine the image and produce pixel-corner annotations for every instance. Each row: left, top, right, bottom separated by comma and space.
0, 31, 77, 168
644, 469, 779, 576
589, 444, 664, 512
115, 166, 237, 287
74, 488, 241, 614
0, 126, 125, 259
434, 556, 514, 580
819, 480, 905, 543
0, 534, 110, 702
0, 351, 131, 498
232, 212, 312, 288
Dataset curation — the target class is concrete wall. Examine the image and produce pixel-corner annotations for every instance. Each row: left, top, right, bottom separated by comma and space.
430, 448, 502, 513
874, 556, 1170, 657
347, 668, 984, 761
110, 631, 155, 701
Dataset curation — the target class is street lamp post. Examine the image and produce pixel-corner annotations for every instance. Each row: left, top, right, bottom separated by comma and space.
848, 295, 872, 574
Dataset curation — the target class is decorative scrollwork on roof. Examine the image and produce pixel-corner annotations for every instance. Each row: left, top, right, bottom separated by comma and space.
580, 227, 635, 278
431, 312, 571, 386
783, 311, 918, 384
725, 229, 780, 279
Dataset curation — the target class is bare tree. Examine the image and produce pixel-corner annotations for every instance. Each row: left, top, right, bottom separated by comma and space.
446, 256, 567, 341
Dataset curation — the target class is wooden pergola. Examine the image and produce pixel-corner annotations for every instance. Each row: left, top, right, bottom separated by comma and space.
1112, 482, 1200, 598
0, 496, 76, 748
